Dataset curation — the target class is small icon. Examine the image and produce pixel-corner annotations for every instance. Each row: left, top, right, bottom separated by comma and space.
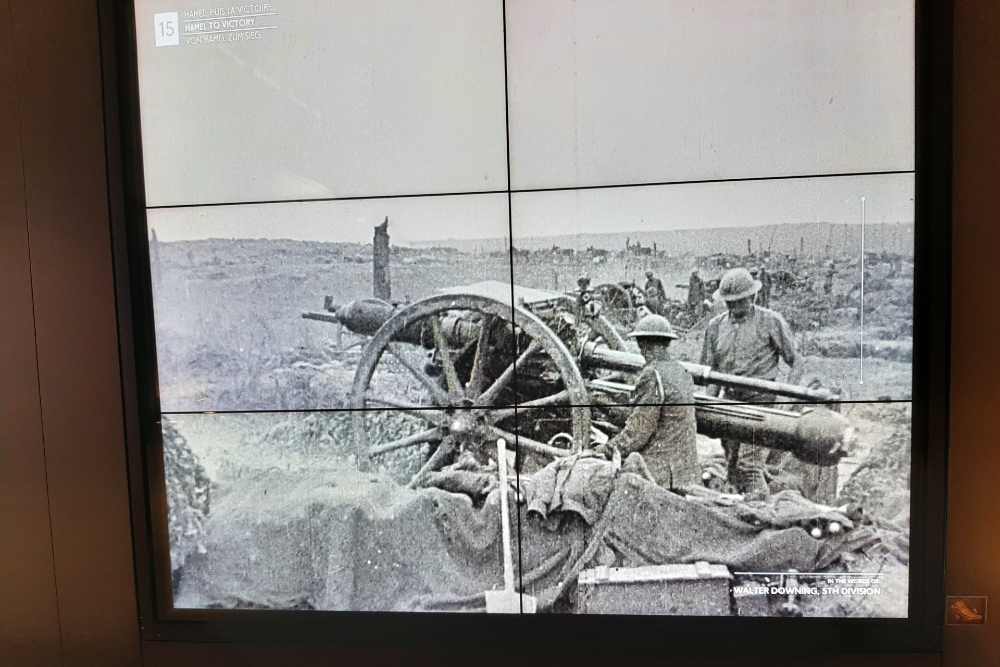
154, 12, 179, 47
946, 596, 987, 625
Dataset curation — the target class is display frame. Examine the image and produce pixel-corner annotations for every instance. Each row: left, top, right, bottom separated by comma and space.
100, 0, 951, 653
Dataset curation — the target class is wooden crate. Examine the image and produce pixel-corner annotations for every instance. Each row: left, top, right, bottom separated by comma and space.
577, 562, 732, 616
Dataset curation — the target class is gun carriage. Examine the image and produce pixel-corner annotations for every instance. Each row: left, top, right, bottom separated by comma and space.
304, 281, 851, 488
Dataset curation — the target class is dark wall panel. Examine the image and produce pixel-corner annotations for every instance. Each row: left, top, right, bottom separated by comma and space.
6, 0, 141, 664
945, 0, 1000, 665
2, 0, 998, 665
0, 2, 62, 665
142, 642, 941, 667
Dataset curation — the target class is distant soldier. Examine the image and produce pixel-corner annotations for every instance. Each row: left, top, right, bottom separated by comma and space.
750, 266, 773, 308
643, 270, 668, 315
688, 269, 706, 317
758, 266, 773, 307
823, 261, 836, 295
701, 268, 797, 499
594, 315, 700, 491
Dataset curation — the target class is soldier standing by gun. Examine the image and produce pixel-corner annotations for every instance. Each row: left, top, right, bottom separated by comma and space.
591, 314, 701, 492
701, 268, 797, 500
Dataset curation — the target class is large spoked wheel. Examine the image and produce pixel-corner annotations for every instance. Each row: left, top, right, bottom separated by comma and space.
593, 282, 635, 327
350, 294, 591, 486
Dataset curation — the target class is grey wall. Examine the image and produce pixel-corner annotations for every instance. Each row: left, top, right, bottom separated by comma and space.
1, 0, 996, 665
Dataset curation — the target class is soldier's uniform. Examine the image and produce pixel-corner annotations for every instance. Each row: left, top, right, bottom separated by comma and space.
605, 359, 701, 491
688, 271, 705, 316
701, 306, 796, 381
702, 269, 797, 498
758, 268, 773, 307
644, 274, 667, 316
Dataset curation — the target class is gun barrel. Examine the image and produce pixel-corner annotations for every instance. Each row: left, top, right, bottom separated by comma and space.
302, 299, 479, 349
695, 401, 852, 466
302, 311, 341, 324
579, 342, 831, 402
588, 380, 850, 465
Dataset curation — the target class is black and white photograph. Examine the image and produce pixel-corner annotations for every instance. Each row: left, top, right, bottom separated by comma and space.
510, 173, 915, 404
148, 193, 513, 412
506, 0, 914, 190
163, 409, 529, 612
134, 0, 508, 206
164, 400, 911, 617
137, 0, 918, 621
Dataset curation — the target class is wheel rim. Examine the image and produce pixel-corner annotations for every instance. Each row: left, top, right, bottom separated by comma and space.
350, 293, 591, 485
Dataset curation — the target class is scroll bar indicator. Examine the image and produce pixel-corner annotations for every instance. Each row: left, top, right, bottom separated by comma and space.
859, 196, 865, 386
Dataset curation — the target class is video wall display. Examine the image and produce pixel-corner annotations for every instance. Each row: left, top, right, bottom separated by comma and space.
132, 0, 917, 621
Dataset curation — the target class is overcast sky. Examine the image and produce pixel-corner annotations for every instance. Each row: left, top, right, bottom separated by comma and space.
134, 0, 913, 207
135, 0, 508, 207
511, 173, 914, 238
507, 0, 914, 189
148, 173, 912, 243
147, 193, 510, 244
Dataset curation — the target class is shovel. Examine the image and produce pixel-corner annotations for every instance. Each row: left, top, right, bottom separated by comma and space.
484, 438, 537, 614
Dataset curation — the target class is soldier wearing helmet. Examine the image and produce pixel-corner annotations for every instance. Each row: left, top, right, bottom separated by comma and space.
701, 267, 797, 499
643, 270, 667, 316
593, 314, 700, 491
688, 269, 706, 317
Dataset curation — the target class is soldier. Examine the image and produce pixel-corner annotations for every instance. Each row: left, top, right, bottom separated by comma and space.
643, 270, 667, 315
758, 265, 773, 307
593, 314, 701, 492
823, 260, 836, 295
688, 269, 706, 317
701, 268, 797, 500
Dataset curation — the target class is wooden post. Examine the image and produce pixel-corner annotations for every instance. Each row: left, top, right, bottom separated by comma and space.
373, 217, 391, 300
149, 227, 162, 292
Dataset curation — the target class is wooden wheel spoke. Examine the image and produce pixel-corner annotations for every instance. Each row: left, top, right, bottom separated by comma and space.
486, 426, 570, 459
362, 393, 445, 425
388, 345, 452, 406
408, 435, 458, 488
519, 389, 571, 409
466, 320, 490, 398
476, 339, 542, 407
429, 315, 463, 399
485, 390, 572, 424
486, 407, 517, 423
369, 427, 442, 457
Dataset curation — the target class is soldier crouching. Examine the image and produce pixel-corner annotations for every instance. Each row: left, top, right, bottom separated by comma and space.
591, 314, 700, 492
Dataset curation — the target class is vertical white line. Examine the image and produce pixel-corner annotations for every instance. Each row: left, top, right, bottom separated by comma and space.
860, 197, 866, 385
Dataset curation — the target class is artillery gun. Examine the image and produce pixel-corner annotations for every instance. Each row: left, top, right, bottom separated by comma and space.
303, 280, 852, 488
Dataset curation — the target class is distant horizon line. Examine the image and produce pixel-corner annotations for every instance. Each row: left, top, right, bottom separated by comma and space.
149, 218, 915, 245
